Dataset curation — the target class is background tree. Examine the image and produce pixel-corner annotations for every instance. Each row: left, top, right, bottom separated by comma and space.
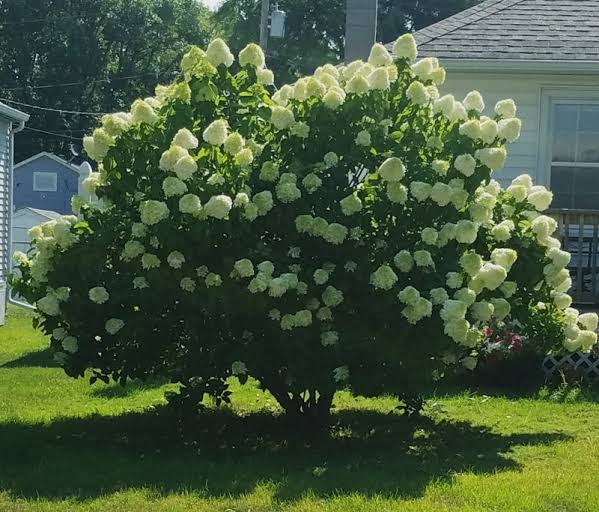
377, 0, 480, 43
214, 0, 345, 84
1, 0, 482, 161
0, 0, 213, 161
214, 0, 481, 83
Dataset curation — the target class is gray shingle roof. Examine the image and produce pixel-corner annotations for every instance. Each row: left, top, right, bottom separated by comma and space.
386, 0, 599, 61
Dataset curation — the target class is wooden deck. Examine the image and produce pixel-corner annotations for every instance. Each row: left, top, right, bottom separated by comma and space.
549, 209, 599, 305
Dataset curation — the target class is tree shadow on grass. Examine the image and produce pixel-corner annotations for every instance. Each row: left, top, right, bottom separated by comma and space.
1, 348, 57, 368
431, 379, 545, 400
0, 406, 570, 503
436, 376, 599, 403
88, 378, 169, 398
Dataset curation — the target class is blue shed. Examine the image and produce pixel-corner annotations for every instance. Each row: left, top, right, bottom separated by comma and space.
13, 152, 86, 215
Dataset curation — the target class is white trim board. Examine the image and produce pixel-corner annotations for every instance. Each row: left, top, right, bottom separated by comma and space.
440, 59, 599, 75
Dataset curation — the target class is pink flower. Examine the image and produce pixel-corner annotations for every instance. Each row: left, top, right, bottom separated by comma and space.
484, 326, 493, 337
511, 337, 522, 352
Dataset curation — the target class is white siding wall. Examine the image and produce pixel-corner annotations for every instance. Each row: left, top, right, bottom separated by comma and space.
0, 119, 10, 325
12, 209, 50, 258
440, 73, 599, 188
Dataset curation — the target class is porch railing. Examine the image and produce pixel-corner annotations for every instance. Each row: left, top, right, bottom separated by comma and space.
548, 209, 599, 305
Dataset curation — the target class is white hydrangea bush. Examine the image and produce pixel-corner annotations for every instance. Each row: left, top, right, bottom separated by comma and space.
12, 36, 597, 420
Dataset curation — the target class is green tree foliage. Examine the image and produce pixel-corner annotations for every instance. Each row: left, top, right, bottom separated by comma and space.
214, 0, 345, 84
214, 0, 481, 82
377, 0, 481, 43
0, 0, 213, 161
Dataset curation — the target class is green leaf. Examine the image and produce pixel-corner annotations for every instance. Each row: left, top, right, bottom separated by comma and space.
257, 106, 272, 121
197, 83, 218, 102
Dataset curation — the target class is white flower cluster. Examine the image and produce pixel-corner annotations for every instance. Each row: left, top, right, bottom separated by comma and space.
20, 215, 80, 286
562, 309, 598, 351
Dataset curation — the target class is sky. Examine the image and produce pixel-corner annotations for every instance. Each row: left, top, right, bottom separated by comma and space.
199, 0, 223, 10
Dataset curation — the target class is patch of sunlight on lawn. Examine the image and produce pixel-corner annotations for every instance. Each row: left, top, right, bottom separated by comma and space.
0, 306, 176, 423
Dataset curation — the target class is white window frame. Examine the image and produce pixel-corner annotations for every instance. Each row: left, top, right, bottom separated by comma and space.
538, 87, 599, 209
33, 172, 58, 192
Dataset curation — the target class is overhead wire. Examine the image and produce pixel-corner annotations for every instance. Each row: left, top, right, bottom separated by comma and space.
1, 71, 175, 91
23, 127, 84, 140
0, 70, 179, 115
0, 18, 48, 26
0, 12, 87, 26
0, 98, 107, 116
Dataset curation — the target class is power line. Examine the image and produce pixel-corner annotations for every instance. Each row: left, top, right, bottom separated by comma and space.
0, 13, 86, 26
0, 18, 47, 26
2, 71, 176, 92
23, 127, 84, 140
0, 98, 107, 116
33, 127, 88, 133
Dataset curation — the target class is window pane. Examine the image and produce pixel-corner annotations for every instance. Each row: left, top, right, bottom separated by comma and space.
574, 192, 599, 209
552, 104, 578, 161
551, 166, 574, 208
579, 105, 599, 132
577, 105, 599, 163
553, 133, 577, 161
551, 166, 599, 209
577, 132, 599, 163
33, 172, 57, 192
554, 104, 578, 132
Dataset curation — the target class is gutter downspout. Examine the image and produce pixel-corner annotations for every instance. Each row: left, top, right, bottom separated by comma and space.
7, 120, 35, 311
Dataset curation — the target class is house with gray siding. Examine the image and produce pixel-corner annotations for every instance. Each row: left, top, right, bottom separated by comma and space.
14, 152, 87, 215
0, 101, 29, 325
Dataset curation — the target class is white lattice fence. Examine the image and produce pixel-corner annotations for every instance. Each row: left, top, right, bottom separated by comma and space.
543, 352, 599, 381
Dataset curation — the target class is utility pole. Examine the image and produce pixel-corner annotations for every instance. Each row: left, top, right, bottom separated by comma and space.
345, 0, 378, 61
259, 0, 270, 52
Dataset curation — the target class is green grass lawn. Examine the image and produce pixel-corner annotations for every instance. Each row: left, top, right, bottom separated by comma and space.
1, 305, 599, 511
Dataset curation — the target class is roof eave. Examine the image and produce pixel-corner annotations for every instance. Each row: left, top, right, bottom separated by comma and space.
13, 207, 60, 221
439, 58, 599, 75
15, 151, 82, 174
0, 102, 29, 123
